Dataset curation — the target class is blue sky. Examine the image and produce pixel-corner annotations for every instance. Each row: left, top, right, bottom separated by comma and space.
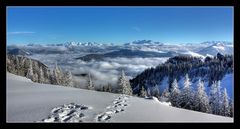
7, 6, 233, 45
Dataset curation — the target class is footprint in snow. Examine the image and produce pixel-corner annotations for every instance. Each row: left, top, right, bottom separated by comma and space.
40, 103, 91, 123
96, 94, 130, 122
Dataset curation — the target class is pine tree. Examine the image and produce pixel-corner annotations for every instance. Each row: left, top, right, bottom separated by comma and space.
216, 80, 222, 115
194, 79, 211, 113
161, 88, 170, 102
50, 69, 57, 85
102, 86, 105, 92
209, 81, 217, 115
65, 71, 73, 87
147, 87, 151, 97
39, 66, 44, 83
6, 55, 13, 73
26, 59, 34, 81
209, 81, 222, 115
170, 79, 181, 107
15, 56, 20, 73
179, 74, 195, 110
152, 84, 160, 98
34, 73, 38, 82
140, 85, 147, 98
229, 100, 233, 117
107, 83, 112, 92
6, 55, 10, 65
221, 88, 230, 117
52, 69, 58, 85
118, 70, 132, 95
86, 73, 94, 90
52, 62, 62, 85
46, 69, 51, 84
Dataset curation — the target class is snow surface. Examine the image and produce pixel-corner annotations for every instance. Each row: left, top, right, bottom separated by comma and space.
221, 74, 233, 98
198, 43, 233, 56
181, 51, 205, 58
7, 73, 119, 122
7, 73, 233, 123
110, 97, 232, 122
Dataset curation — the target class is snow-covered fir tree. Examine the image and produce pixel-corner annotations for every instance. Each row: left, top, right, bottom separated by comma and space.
6, 55, 10, 65
194, 79, 211, 113
39, 66, 44, 83
140, 85, 147, 98
52, 70, 58, 85
15, 56, 20, 73
160, 88, 170, 102
26, 59, 34, 81
106, 83, 112, 92
118, 70, 132, 95
179, 74, 195, 110
86, 73, 94, 90
229, 100, 233, 117
209, 81, 217, 115
34, 73, 38, 82
209, 81, 222, 115
45, 69, 51, 84
152, 84, 160, 98
147, 88, 151, 97
170, 79, 181, 107
64, 71, 73, 87
52, 62, 62, 85
20, 56, 26, 66
221, 88, 231, 117
102, 86, 106, 92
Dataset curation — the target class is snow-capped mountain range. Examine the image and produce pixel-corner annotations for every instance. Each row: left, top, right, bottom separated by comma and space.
7, 40, 233, 58
26, 40, 232, 47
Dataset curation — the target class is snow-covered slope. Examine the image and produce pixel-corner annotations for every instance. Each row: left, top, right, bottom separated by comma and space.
7, 73, 233, 122
111, 96, 232, 122
198, 43, 233, 56
180, 51, 205, 58
7, 73, 119, 122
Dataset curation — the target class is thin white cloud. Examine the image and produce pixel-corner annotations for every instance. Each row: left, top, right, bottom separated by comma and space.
7, 31, 36, 35
132, 27, 141, 32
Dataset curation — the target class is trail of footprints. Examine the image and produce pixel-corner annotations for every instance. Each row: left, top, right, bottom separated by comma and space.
40, 95, 129, 123
96, 94, 130, 122
41, 103, 91, 122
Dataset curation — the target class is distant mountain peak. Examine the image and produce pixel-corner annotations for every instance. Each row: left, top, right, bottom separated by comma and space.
198, 41, 233, 56
200, 41, 232, 46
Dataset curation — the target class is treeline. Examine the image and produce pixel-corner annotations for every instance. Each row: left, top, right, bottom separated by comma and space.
6, 54, 73, 87
130, 53, 233, 95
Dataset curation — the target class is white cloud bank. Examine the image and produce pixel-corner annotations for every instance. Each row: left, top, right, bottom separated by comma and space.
29, 54, 169, 88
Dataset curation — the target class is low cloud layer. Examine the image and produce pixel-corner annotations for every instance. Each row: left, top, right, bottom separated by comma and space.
30, 54, 169, 88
